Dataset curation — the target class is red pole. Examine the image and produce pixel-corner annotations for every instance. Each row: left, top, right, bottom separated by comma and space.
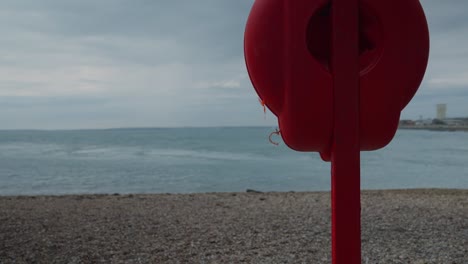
331, 0, 361, 263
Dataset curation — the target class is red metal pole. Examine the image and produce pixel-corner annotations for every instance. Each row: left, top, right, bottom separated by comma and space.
331, 0, 361, 263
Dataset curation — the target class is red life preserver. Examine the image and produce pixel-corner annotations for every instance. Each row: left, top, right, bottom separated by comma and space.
244, 0, 429, 155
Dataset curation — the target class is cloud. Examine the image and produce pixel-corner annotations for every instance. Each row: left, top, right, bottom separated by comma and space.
427, 74, 468, 87
197, 80, 242, 89
0, 0, 467, 128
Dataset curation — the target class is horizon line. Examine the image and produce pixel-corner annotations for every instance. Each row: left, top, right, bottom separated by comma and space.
0, 125, 279, 132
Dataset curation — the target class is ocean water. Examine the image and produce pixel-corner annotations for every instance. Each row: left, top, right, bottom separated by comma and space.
0, 127, 467, 195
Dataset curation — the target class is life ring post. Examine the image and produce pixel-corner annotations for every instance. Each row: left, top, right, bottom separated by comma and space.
330, 0, 361, 263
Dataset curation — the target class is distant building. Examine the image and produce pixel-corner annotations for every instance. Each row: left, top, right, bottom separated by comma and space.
436, 104, 447, 120
444, 118, 468, 127
415, 118, 432, 126
399, 119, 415, 126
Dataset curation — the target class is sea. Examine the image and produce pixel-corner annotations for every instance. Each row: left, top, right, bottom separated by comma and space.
0, 127, 467, 196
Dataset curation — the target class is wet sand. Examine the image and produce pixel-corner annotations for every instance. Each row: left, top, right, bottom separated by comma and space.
0, 189, 467, 263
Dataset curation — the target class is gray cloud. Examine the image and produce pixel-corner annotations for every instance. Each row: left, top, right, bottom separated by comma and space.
0, 0, 466, 129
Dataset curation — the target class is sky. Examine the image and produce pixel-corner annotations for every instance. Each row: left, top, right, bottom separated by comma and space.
0, 0, 467, 129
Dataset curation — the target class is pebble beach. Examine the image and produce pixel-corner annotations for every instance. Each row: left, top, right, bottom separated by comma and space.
1, 189, 467, 263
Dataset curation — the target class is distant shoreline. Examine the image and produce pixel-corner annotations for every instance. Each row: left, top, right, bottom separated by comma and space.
399, 125, 468, 132
1, 126, 468, 132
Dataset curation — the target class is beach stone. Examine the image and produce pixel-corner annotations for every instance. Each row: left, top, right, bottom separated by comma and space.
0, 189, 467, 263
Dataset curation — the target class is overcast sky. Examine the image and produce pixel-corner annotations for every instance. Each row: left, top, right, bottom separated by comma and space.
1, 0, 467, 129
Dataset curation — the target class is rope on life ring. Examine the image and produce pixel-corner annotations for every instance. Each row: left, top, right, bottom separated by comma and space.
269, 128, 281, 146
258, 98, 266, 119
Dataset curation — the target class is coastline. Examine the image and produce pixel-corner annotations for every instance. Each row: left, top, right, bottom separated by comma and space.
399, 125, 468, 132
1, 189, 467, 263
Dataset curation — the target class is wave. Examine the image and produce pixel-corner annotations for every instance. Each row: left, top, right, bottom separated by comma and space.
147, 148, 271, 161
0, 142, 271, 162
